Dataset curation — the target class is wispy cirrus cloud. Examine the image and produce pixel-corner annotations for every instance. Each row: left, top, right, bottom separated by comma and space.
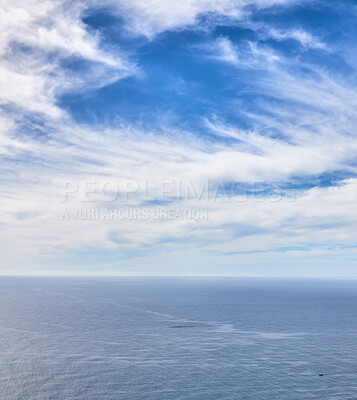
94, 0, 299, 38
0, 0, 134, 119
1, 0, 357, 275
208, 37, 240, 66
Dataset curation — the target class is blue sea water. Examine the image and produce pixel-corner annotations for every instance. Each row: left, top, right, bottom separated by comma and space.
0, 277, 356, 399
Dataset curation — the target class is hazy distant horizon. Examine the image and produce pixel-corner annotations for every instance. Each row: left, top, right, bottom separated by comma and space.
1, 274, 357, 280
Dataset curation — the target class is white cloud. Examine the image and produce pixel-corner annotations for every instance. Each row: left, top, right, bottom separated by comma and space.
209, 37, 240, 66
1, 87, 356, 269
2, 49, 357, 269
267, 28, 326, 49
96, 0, 297, 38
0, 0, 356, 275
0, 0, 134, 118
239, 19, 327, 50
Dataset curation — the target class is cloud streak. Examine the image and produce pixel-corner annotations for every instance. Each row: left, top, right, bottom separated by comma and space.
96, 0, 298, 38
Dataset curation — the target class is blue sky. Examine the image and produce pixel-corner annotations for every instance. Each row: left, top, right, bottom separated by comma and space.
1, 0, 357, 276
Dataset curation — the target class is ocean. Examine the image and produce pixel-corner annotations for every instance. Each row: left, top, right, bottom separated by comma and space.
0, 277, 356, 399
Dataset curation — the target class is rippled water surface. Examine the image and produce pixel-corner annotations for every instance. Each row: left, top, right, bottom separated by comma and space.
0, 277, 356, 399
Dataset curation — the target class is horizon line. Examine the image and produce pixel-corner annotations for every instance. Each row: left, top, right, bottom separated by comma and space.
0, 274, 356, 280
